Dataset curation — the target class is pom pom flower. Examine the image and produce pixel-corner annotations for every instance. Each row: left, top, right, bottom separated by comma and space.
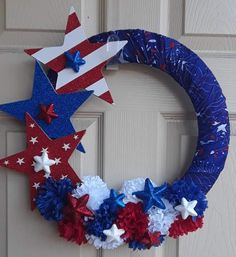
120, 177, 157, 204
168, 215, 204, 238
164, 179, 208, 217
35, 176, 208, 249
86, 189, 125, 240
116, 202, 149, 242
35, 178, 74, 221
148, 199, 178, 235
58, 194, 93, 245
72, 176, 110, 211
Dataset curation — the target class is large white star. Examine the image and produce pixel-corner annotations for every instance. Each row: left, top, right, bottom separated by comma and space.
33, 152, 56, 175
103, 224, 125, 243
175, 197, 198, 220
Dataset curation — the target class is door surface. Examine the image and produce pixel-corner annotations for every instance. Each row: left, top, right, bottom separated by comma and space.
0, 1, 236, 257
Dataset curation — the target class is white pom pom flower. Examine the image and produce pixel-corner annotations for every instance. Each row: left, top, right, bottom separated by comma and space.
86, 235, 124, 250
72, 176, 110, 211
119, 177, 156, 204
148, 199, 178, 235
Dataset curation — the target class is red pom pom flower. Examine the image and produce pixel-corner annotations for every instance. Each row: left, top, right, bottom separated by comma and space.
58, 194, 94, 245
168, 215, 204, 239
116, 202, 149, 242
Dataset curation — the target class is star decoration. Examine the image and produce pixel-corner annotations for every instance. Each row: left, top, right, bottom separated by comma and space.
65, 50, 86, 72
41, 147, 49, 154
61, 174, 68, 179
175, 197, 198, 220
54, 158, 61, 165
38, 103, 58, 124
33, 151, 56, 175
32, 182, 40, 190
4, 160, 9, 166
0, 62, 92, 153
104, 189, 125, 213
68, 194, 93, 217
62, 143, 71, 151
217, 124, 227, 133
74, 135, 79, 140
30, 136, 38, 144
0, 113, 86, 209
103, 224, 125, 243
133, 178, 167, 213
16, 158, 25, 165
24, 6, 127, 104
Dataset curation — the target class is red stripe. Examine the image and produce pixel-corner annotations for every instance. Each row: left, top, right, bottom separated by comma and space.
65, 12, 81, 34
99, 91, 114, 104
24, 48, 42, 56
57, 62, 107, 93
45, 40, 105, 72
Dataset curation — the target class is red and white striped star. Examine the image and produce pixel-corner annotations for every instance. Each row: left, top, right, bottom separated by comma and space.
0, 113, 85, 209
24, 7, 127, 104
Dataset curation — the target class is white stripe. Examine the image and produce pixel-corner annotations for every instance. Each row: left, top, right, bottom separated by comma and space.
86, 78, 109, 96
56, 40, 128, 89
32, 26, 86, 64
69, 6, 75, 15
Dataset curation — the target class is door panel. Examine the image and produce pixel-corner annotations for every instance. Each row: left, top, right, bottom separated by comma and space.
0, 1, 235, 257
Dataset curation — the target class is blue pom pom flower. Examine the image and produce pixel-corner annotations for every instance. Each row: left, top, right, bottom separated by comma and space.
86, 189, 125, 240
35, 178, 74, 221
164, 179, 208, 217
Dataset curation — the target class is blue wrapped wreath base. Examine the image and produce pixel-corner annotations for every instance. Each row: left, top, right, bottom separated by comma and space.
38, 30, 229, 250
90, 30, 230, 195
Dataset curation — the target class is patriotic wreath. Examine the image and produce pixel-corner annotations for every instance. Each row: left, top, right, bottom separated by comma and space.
0, 7, 230, 251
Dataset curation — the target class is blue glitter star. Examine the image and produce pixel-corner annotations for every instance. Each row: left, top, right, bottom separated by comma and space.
64, 50, 86, 72
104, 189, 125, 213
133, 178, 167, 212
0, 61, 93, 153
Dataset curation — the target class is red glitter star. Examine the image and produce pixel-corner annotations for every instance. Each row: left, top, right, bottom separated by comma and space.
68, 194, 93, 217
0, 113, 85, 209
38, 103, 58, 124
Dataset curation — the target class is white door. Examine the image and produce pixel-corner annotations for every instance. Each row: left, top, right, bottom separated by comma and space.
0, 1, 235, 257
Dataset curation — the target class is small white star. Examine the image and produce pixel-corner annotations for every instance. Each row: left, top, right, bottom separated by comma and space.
61, 174, 68, 179
73, 135, 79, 140
32, 182, 40, 190
29, 123, 35, 128
213, 121, 220, 126
33, 152, 56, 175
30, 136, 38, 144
54, 158, 61, 165
16, 158, 25, 165
4, 160, 9, 166
41, 147, 49, 154
44, 173, 51, 179
217, 124, 227, 133
103, 224, 125, 243
175, 197, 198, 220
62, 143, 71, 151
